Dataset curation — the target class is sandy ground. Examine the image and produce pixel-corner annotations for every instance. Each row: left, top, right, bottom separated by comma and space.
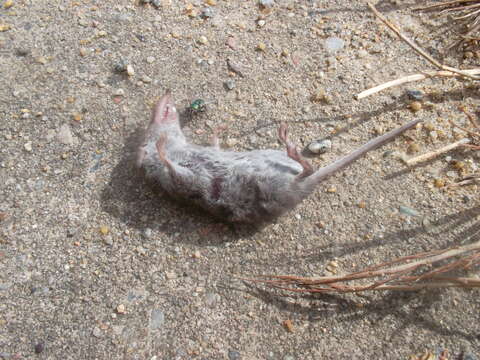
1, 0, 479, 359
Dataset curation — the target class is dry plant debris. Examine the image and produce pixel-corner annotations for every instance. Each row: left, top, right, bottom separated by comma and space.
415, 0, 480, 51
406, 105, 479, 182
244, 239, 480, 294
356, 3, 479, 186
356, 3, 480, 100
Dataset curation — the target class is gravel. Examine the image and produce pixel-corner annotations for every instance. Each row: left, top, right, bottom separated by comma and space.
0, 1, 478, 359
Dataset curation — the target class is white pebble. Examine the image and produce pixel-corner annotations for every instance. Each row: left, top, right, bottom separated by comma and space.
141, 75, 152, 83
114, 88, 125, 96
126, 64, 135, 76
308, 139, 332, 154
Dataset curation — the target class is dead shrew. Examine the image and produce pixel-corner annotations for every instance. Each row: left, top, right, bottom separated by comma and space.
137, 92, 419, 224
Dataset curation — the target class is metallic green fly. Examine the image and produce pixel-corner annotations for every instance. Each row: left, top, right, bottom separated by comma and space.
189, 99, 207, 113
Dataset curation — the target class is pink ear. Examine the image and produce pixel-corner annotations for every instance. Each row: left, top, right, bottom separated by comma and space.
151, 92, 178, 125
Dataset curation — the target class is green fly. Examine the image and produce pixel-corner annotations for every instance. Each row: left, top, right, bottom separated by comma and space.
189, 99, 207, 113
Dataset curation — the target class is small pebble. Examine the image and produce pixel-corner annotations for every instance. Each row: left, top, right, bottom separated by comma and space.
228, 350, 241, 360
150, 309, 165, 329
257, 19, 266, 27
409, 101, 422, 112
146, 56, 155, 64
407, 143, 420, 154
126, 64, 135, 76
406, 90, 424, 101
205, 0, 216, 5
114, 59, 129, 73
113, 88, 125, 96
99, 226, 110, 235
15, 47, 30, 56
307, 139, 331, 154
257, 42, 266, 51
434, 178, 445, 188
310, 88, 331, 104
141, 75, 152, 83
92, 327, 101, 338
0, 24, 11, 32
399, 205, 420, 217
143, 228, 153, 239
198, 35, 208, 45
152, 0, 162, 8
422, 217, 433, 232
116, 304, 126, 314
325, 37, 344, 52
357, 49, 368, 58
283, 319, 294, 333
201, 7, 214, 18
205, 292, 219, 307
226, 36, 237, 50
4, 0, 13, 9
34, 342, 44, 354
24, 142, 32, 152
452, 160, 465, 170
103, 236, 113, 246
224, 79, 236, 90
72, 113, 82, 122
259, 0, 274, 8
424, 122, 435, 131
79, 47, 88, 57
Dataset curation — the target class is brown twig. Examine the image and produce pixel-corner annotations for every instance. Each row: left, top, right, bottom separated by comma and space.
449, 119, 480, 139
459, 105, 480, 129
243, 240, 480, 294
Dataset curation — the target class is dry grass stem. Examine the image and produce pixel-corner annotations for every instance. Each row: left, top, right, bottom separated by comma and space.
355, 69, 480, 99
404, 138, 471, 166
415, 0, 480, 49
367, 3, 480, 80
243, 240, 480, 294
356, 3, 480, 100
448, 174, 480, 186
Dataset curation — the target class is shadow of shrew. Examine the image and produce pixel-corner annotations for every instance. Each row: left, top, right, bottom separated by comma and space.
99, 124, 261, 246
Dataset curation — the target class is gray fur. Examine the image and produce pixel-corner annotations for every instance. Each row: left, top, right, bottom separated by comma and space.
137, 92, 420, 224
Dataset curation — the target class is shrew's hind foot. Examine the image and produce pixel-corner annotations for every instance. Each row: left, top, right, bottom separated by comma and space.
278, 123, 313, 179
